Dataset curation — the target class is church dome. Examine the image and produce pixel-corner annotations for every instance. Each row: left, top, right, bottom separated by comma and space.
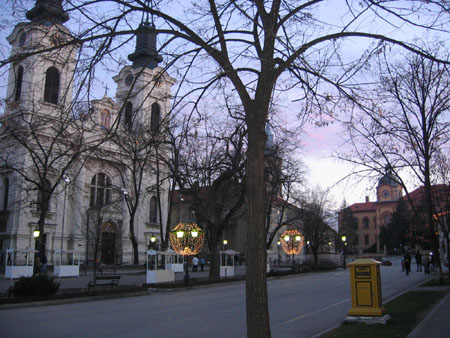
377, 172, 399, 187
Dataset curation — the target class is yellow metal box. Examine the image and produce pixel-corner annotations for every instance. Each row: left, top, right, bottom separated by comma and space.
347, 258, 386, 316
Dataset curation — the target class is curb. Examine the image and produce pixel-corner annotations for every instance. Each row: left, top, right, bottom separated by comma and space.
0, 290, 151, 310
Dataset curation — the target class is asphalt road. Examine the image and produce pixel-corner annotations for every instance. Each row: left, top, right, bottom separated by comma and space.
0, 259, 431, 338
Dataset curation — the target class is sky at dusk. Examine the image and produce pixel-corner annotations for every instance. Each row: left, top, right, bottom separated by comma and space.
302, 122, 373, 208
0, 1, 438, 211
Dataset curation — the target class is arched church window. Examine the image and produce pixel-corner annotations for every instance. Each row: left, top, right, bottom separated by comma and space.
101, 109, 111, 129
15, 65, 24, 101
124, 102, 132, 130
149, 196, 158, 223
44, 66, 60, 104
2, 177, 9, 210
383, 212, 391, 226
37, 179, 52, 211
90, 173, 111, 208
150, 103, 160, 132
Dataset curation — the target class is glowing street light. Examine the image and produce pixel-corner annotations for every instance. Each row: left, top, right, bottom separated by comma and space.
280, 229, 304, 272
169, 222, 204, 285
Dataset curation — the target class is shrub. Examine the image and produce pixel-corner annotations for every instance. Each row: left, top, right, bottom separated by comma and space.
11, 274, 60, 297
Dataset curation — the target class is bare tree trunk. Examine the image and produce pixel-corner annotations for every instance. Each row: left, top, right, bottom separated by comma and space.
245, 113, 271, 338
129, 215, 139, 264
35, 197, 50, 274
208, 229, 220, 280
312, 250, 319, 268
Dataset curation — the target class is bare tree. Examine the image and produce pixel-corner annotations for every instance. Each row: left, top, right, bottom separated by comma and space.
298, 188, 335, 268
264, 153, 305, 250
339, 46, 450, 281
104, 119, 170, 264
173, 117, 247, 280
433, 152, 450, 276
79, 195, 125, 285
338, 200, 359, 254
0, 95, 91, 271
2, 1, 450, 335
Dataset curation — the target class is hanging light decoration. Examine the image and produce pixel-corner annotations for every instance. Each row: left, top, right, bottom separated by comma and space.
169, 222, 204, 255
280, 229, 304, 255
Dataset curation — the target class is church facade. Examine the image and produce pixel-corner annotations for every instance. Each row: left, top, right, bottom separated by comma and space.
0, 1, 173, 265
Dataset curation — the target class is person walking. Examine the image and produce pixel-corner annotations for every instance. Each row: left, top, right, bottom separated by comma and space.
192, 256, 199, 272
404, 250, 411, 275
200, 257, 205, 271
41, 254, 48, 273
415, 250, 422, 272
423, 253, 430, 274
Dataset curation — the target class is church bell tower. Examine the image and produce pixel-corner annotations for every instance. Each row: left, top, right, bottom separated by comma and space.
5, 0, 77, 117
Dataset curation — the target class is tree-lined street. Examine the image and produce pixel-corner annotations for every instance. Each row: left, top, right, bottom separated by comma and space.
0, 260, 431, 338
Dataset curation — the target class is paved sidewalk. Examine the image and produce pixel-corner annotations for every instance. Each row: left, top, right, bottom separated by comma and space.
407, 285, 450, 338
0, 265, 247, 293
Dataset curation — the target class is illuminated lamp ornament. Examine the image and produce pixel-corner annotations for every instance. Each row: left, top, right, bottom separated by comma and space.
169, 222, 204, 255
280, 229, 304, 255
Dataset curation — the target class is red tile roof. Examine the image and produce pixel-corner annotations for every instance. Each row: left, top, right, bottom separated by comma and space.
348, 202, 376, 212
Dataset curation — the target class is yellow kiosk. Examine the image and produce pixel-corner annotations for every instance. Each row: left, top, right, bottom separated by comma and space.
347, 258, 386, 316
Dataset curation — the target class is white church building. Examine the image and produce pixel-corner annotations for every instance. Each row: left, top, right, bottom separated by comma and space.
0, 0, 174, 265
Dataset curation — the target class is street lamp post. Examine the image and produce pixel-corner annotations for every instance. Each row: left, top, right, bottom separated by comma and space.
60, 176, 70, 275
179, 195, 183, 222
341, 235, 347, 270
33, 228, 40, 274
223, 239, 228, 251
277, 241, 281, 265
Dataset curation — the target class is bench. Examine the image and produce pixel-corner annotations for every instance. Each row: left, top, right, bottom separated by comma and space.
98, 266, 116, 274
87, 275, 121, 290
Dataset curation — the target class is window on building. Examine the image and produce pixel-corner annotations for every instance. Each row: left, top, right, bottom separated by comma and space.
2, 178, 9, 210
124, 102, 132, 129
364, 234, 369, 245
90, 173, 111, 208
373, 217, 377, 228
363, 217, 369, 229
150, 103, 160, 132
37, 179, 51, 211
15, 65, 24, 101
149, 196, 158, 223
43, 66, 60, 104
354, 235, 359, 246
101, 109, 111, 129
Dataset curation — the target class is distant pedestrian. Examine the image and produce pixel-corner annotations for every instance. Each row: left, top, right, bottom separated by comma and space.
200, 257, 205, 271
41, 254, 48, 273
35, 255, 41, 273
423, 253, 430, 274
415, 251, 422, 272
404, 251, 411, 275
192, 256, 199, 272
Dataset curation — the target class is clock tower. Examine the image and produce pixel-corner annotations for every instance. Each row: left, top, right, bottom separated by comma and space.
5, 0, 77, 118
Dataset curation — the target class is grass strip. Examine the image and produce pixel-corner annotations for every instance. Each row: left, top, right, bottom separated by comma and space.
321, 290, 448, 338
420, 277, 450, 287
